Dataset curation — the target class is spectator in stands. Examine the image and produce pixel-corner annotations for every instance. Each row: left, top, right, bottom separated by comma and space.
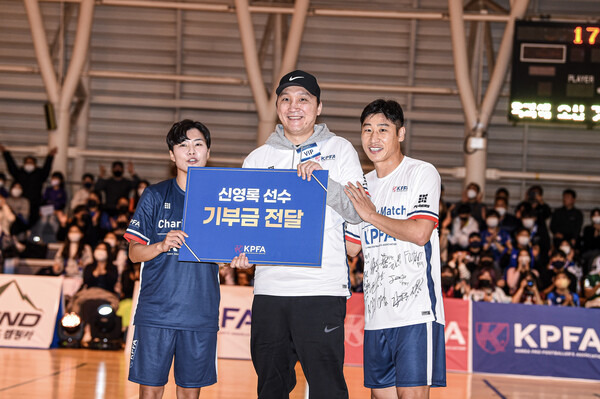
550, 189, 583, 248
448, 203, 479, 250
87, 191, 112, 241
441, 265, 466, 299
56, 204, 95, 244
0, 172, 8, 198
236, 268, 254, 286
583, 255, 600, 308
112, 196, 131, 236
70, 173, 95, 211
129, 179, 149, 213
468, 265, 510, 303
0, 144, 57, 226
495, 187, 509, 204
506, 248, 539, 295
454, 182, 486, 228
541, 250, 578, 297
0, 195, 16, 266
511, 271, 543, 305
546, 270, 580, 307
70, 241, 120, 346
95, 161, 139, 216
494, 196, 519, 237
481, 209, 512, 266
516, 186, 551, 261
6, 182, 29, 235
580, 208, 600, 259
219, 264, 236, 285
103, 231, 128, 277
53, 224, 93, 298
558, 239, 583, 286
348, 252, 364, 292
42, 171, 67, 211
446, 249, 471, 280
508, 228, 536, 268
518, 207, 550, 267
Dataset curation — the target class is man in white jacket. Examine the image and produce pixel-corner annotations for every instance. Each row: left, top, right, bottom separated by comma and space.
232, 70, 364, 399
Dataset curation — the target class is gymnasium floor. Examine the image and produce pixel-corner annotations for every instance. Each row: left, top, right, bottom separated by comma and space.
0, 347, 598, 398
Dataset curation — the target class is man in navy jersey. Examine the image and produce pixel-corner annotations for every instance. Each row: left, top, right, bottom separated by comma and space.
345, 100, 446, 399
124, 120, 220, 399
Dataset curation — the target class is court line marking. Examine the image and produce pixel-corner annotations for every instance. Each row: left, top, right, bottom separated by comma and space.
0, 362, 87, 392
483, 379, 507, 399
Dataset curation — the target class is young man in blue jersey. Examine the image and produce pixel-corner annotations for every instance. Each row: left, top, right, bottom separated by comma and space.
124, 120, 220, 399
345, 100, 446, 399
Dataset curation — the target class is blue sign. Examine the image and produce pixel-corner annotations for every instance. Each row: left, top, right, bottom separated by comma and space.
180, 167, 329, 266
472, 301, 600, 380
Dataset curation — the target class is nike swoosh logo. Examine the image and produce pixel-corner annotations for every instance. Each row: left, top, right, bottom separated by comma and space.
289, 76, 304, 81
324, 325, 340, 333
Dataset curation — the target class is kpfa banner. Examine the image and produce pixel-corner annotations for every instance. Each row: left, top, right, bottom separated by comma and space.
0, 275, 62, 348
444, 298, 470, 372
218, 285, 253, 360
472, 301, 600, 380
181, 168, 328, 266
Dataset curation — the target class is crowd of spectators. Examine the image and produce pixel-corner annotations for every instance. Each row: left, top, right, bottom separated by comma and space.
349, 183, 600, 309
0, 146, 144, 345
2, 146, 599, 316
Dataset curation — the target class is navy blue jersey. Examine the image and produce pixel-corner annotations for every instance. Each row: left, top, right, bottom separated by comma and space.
124, 178, 220, 331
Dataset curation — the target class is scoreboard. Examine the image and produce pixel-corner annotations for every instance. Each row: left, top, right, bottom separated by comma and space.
509, 20, 600, 126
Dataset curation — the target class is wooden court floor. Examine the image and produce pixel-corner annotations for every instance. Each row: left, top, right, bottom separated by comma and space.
0, 347, 598, 398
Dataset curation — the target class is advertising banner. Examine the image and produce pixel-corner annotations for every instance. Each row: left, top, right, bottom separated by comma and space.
218, 285, 253, 360
443, 298, 470, 372
472, 301, 600, 380
0, 275, 62, 348
344, 294, 365, 366
181, 168, 328, 266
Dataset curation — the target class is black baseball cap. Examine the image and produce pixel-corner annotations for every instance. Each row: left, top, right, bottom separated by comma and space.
275, 70, 321, 102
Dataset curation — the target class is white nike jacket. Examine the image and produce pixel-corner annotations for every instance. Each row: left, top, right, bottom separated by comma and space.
243, 123, 364, 297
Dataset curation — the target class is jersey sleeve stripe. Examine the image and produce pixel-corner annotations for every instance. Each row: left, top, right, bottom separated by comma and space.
345, 235, 361, 245
407, 210, 438, 218
124, 230, 149, 245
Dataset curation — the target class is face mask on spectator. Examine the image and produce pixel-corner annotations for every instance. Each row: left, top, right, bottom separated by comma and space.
478, 279, 492, 289
83, 181, 93, 189
113, 169, 124, 178
51, 178, 60, 187
593, 216, 600, 225
87, 199, 99, 208
11, 188, 22, 197
518, 256, 529, 265
486, 217, 499, 228
495, 207, 506, 217
104, 238, 117, 248
68, 233, 82, 242
24, 164, 35, 173
469, 240, 481, 249
441, 276, 454, 289
555, 278, 570, 289
138, 188, 145, 197
117, 204, 129, 213
522, 218, 535, 229
517, 235, 530, 246
94, 250, 108, 262
551, 260, 565, 270
467, 189, 477, 199
560, 245, 571, 255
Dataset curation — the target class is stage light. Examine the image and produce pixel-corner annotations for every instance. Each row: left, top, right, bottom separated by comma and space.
58, 312, 83, 348
89, 304, 122, 350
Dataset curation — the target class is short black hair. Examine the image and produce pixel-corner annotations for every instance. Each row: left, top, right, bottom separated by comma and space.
495, 187, 509, 198
112, 161, 124, 169
166, 119, 211, 151
360, 99, 405, 132
82, 173, 94, 181
563, 188, 576, 198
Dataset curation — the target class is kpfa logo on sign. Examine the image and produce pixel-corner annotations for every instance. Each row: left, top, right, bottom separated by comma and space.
475, 322, 510, 354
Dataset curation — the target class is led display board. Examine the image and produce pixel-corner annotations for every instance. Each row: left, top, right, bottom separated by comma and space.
509, 20, 600, 125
